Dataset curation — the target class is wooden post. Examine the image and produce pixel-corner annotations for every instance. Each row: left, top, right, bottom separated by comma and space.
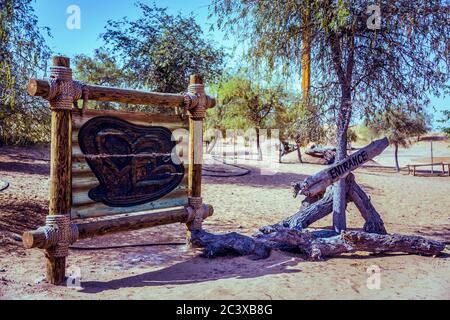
45, 56, 73, 285
188, 75, 204, 200
22, 56, 81, 285
430, 141, 434, 174
183, 75, 216, 240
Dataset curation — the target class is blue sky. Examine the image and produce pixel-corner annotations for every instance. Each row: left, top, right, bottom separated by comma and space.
32, 0, 227, 57
32, 0, 448, 128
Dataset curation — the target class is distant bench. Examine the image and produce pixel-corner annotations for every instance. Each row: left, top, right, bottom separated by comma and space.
407, 162, 450, 176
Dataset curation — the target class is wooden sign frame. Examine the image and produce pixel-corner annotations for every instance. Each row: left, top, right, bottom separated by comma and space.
22, 56, 216, 285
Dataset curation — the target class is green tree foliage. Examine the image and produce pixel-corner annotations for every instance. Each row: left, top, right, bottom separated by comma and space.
101, 2, 225, 94
211, 0, 448, 148
369, 106, 430, 171
437, 109, 450, 138
0, 0, 51, 145
347, 127, 358, 148
74, 49, 125, 87
353, 124, 378, 143
209, 76, 288, 160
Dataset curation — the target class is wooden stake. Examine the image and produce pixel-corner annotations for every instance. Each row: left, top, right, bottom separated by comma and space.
188, 74, 206, 200
46, 56, 73, 285
430, 141, 434, 174
189, 118, 203, 198
186, 75, 205, 237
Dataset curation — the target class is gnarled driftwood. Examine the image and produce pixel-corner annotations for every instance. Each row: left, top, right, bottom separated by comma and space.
191, 228, 445, 260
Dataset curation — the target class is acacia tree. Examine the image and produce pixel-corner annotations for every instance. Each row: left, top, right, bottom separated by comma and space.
211, 0, 449, 232
437, 109, 450, 137
101, 2, 225, 94
74, 49, 125, 87
212, 76, 286, 160
0, 0, 51, 145
370, 107, 429, 171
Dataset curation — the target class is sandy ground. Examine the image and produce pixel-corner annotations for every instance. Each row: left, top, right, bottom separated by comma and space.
0, 141, 449, 300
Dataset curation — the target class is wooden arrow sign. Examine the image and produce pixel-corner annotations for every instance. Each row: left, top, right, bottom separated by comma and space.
293, 137, 389, 197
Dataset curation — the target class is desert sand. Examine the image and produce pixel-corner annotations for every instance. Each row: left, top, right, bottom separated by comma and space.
0, 139, 449, 300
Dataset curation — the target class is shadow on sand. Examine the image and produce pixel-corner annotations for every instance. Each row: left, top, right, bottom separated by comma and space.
203, 164, 310, 189
77, 224, 441, 294
80, 254, 302, 294
0, 161, 49, 175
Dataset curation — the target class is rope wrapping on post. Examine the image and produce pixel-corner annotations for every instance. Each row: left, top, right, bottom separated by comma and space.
46, 65, 83, 111
186, 197, 205, 230
188, 196, 203, 210
42, 78, 59, 101
23, 215, 79, 252
45, 215, 71, 258
183, 83, 216, 120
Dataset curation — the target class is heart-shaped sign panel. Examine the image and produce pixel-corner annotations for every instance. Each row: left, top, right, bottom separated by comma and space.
78, 116, 185, 207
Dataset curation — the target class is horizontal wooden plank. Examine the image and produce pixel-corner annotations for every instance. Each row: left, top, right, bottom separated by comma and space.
72, 109, 188, 130
81, 84, 185, 106
72, 199, 188, 219
72, 179, 187, 205
28, 79, 186, 107
72, 172, 187, 190
76, 207, 189, 239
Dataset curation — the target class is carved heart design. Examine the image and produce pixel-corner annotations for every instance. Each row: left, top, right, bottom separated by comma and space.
78, 116, 185, 207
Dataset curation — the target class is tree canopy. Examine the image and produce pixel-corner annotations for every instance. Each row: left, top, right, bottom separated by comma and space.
73, 49, 127, 111
101, 2, 226, 93
211, 0, 449, 231
0, 0, 51, 145
369, 106, 430, 170
437, 109, 450, 137
208, 75, 289, 159
211, 1, 449, 117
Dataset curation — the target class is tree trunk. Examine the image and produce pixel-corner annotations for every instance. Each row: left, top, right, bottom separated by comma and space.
256, 127, 262, 161
0, 119, 4, 147
394, 142, 400, 172
301, 3, 311, 107
269, 173, 387, 236
278, 141, 284, 163
206, 130, 220, 154
296, 142, 303, 163
332, 93, 351, 233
